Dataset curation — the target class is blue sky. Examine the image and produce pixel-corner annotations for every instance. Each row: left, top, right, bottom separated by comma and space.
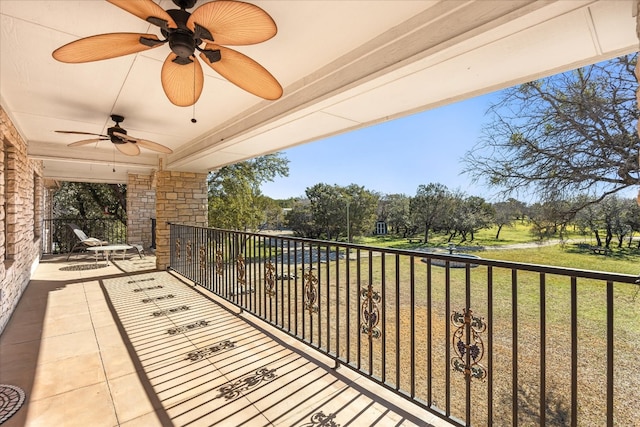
260, 91, 502, 200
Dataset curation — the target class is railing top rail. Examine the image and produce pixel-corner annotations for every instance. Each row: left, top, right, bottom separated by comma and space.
168, 223, 640, 285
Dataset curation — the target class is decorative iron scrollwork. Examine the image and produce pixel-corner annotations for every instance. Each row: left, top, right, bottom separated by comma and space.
199, 245, 206, 271
216, 367, 277, 400
186, 240, 193, 263
301, 411, 340, 427
450, 308, 487, 381
265, 261, 276, 297
152, 305, 190, 317
168, 320, 210, 335
132, 285, 162, 292
304, 269, 319, 314
215, 250, 223, 276
236, 253, 246, 285
175, 238, 181, 259
142, 294, 174, 303
129, 278, 156, 285
186, 339, 235, 361
360, 285, 382, 338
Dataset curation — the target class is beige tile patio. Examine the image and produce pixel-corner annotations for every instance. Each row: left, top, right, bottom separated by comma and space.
3, 382, 118, 427
108, 372, 165, 424
28, 352, 106, 401
0, 255, 454, 427
30, 329, 99, 365
100, 345, 140, 380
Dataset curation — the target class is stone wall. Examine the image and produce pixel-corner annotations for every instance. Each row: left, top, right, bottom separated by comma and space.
155, 171, 208, 269
0, 107, 44, 335
126, 173, 156, 250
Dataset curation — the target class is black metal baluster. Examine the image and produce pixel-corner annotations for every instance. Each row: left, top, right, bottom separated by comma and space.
487, 266, 494, 426
410, 255, 415, 398
606, 280, 614, 427
512, 269, 518, 426
540, 273, 546, 427
445, 260, 451, 416
570, 276, 577, 427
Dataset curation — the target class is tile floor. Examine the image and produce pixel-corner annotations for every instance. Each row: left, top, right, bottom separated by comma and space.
0, 253, 454, 427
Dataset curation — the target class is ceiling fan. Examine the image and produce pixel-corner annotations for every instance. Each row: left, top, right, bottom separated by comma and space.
52, 0, 282, 107
56, 114, 173, 156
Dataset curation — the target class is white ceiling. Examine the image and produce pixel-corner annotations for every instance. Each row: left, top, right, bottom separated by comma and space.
0, 0, 637, 184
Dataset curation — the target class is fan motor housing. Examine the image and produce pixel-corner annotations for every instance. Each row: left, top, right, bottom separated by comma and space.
107, 126, 127, 144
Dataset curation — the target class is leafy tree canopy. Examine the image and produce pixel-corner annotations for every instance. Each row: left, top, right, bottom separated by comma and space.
208, 153, 289, 230
464, 54, 639, 211
287, 183, 379, 241
53, 182, 127, 224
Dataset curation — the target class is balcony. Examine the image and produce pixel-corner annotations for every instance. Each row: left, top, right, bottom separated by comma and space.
1, 224, 638, 426
0, 252, 451, 426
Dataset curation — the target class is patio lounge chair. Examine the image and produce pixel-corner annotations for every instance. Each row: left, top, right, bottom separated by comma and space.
66, 223, 108, 260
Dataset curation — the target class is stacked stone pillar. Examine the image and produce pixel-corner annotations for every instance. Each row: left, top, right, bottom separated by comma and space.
126, 173, 156, 250
155, 170, 208, 270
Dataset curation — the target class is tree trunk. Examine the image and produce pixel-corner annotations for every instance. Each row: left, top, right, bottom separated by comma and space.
594, 230, 602, 246
495, 224, 503, 240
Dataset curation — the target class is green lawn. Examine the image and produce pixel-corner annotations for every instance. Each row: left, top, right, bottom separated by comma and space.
357, 222, 640, 273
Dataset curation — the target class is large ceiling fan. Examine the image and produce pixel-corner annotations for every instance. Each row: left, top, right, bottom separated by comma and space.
56, 114, 173, 156
52, 0, 282, 107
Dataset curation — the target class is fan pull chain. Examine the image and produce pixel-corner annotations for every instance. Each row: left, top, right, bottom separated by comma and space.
191, 59, 197, 123
113, 147, 116, 172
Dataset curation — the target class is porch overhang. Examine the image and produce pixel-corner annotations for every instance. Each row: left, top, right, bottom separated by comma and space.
1, 0, 638, 183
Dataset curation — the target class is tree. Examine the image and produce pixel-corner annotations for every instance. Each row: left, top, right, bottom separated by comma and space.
575, 197, 604, 246
455, 195, 494, 242
492, 199, 524, 239
341, 184, 379, 242
305, 183, 343, 239
208, 153, 289, 230
285, 198, 322, 238
464, 54, 639, 212
528, 199, 575, 242
379, 194, 412, 236
304, 183, 379, 241
410, 183, 451, 243
53, 182, 127, 224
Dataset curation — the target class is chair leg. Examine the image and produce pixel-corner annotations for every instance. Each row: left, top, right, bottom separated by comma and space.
67, 243, 81, 261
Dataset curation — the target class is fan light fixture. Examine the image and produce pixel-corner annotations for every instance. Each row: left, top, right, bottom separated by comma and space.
52, 0, 282, 106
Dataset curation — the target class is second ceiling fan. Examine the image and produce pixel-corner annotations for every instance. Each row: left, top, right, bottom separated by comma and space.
52, 0, 283, 107
57, 114, 173, 156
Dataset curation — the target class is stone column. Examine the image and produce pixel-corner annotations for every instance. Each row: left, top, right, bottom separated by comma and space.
127, 173, 156, 250
155, 170, 208, 270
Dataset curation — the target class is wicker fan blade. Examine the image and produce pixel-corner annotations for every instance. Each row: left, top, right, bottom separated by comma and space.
161, 53, 204, 107
107, 0, 177, 28
56, 130, 108, 137
115, 142, 140, 156
68, 138, 108, 147
187, 0, 276, 45
53, 33, 162, 63
200, 44, 282, 100
136, 139, 173, 154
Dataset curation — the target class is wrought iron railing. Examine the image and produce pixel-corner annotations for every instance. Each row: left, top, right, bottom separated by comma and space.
41, 218, 126, 254
168, 223, 639, 427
